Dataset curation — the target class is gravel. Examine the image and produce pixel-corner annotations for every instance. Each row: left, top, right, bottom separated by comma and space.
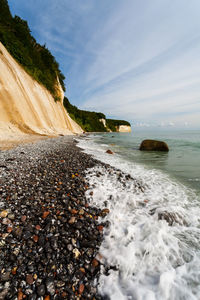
0, 136, 106, 299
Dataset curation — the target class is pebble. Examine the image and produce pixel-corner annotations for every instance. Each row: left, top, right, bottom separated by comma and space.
46, 278, 55, 295
33, 235, 38, 242
8, 213, 15, 220
0, 210, 8, 218
68, 216, 76, 224
79, 209, 84, 215
13, 227, 22, 238
67, 244, 73, 251
26, 274, 34, 285
73, 248, 81, 259
1, 271, 10, 281
97, 225, 104, 232
100, 208, 110, 217
79, 283, 85, 294
18, 291, 24, 300
37, 284, 46, 296
0, 136, 104, 299
2, 217, 11, 225
106, 149, 114, 154
7, 225, 13, 233
11, 267, 17, 275
42, 211, 50, 219
21, 215, 27, 222
92, 259, 99, 268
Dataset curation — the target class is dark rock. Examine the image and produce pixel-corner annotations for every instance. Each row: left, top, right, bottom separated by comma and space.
13, 227, 23, 238
45, 278, 55, 295
23, 231, 32, 240
26, 274, 34, 285
28, 294, 37, 300
100, 208, 110, 217
38, 234, 45, 246
0, 289, 10, 299
37, 284, 46, 296
157, 211, 187, 226
106, 149, 114, 154
1, 271, 10, 281
139, 139, 169, 151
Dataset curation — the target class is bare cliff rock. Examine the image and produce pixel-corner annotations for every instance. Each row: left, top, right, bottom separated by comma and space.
0, 42, 83, 141
117, 125, 131, 132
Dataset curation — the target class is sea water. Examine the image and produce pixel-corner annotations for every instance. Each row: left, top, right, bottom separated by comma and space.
77, 130, 200, 300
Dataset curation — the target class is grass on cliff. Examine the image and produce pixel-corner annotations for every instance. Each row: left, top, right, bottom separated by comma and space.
0, 0, 65, 100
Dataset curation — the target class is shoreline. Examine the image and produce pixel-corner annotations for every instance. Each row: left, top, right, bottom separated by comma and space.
0, 136, 107, 299
0, 135, 54, 151
0, 133, 82, 151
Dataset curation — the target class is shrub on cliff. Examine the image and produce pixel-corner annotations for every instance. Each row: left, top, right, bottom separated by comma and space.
63, 97, 107, 132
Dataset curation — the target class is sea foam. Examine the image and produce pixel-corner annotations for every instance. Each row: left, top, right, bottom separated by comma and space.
78, 136, 200, 300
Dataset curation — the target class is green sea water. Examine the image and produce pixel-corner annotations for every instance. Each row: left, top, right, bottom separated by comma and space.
92, 129, 200, 195
78, 129, 200, 299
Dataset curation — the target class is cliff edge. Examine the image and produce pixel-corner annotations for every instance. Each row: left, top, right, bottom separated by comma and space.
0, 42, 83, 141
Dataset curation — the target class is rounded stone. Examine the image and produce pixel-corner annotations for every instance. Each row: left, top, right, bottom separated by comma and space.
26, 274, 34, 285
45, 279, 55, 295
106, 149, 113, 154
139, 139, 169, 151
37, 284, 46, 296
0, 210, 8, 218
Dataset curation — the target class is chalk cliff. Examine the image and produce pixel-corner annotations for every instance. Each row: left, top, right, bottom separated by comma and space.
99, 118, 131, 132
117, 125, 131, 132
0, 42, 83, 140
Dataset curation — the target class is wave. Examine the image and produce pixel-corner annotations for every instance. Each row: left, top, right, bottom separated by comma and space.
77, 136, 200, 300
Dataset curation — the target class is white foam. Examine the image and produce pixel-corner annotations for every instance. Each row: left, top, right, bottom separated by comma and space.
77, 136, 200, 300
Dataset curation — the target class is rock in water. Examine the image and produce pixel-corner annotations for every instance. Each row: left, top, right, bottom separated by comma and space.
139, 140, 169, 152
106, 149, 114, 154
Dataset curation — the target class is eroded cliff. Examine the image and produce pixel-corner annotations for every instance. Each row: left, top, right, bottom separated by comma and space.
0, 42, 83, 140
117, 125, 131, 132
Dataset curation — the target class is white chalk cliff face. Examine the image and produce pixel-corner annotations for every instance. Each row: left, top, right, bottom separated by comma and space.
0, 42, 83, 140
99, 118, 106, 128
117, 125, 131, 132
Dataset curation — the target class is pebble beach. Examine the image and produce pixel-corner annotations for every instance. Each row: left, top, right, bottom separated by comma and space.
0, 136, 109, 300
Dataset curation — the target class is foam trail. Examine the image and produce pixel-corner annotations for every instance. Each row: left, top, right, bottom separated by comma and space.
78, 136, 200, 300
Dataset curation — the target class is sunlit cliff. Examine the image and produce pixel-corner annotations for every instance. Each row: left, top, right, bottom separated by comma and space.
0, 42, 83, 140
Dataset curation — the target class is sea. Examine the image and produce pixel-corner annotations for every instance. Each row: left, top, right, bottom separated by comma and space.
77, 129, 200, 300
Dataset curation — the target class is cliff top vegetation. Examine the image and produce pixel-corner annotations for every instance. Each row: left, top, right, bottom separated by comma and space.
63, 97, 130, 132
0, 0, 65, 100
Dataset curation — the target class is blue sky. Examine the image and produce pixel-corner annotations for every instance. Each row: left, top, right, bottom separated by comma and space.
8, 0, 200, 128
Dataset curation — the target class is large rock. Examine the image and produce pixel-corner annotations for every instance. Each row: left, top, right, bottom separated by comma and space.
139, 139, 169, 151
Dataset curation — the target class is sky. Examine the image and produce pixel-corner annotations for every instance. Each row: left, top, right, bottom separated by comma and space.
8, 0, 200, 129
